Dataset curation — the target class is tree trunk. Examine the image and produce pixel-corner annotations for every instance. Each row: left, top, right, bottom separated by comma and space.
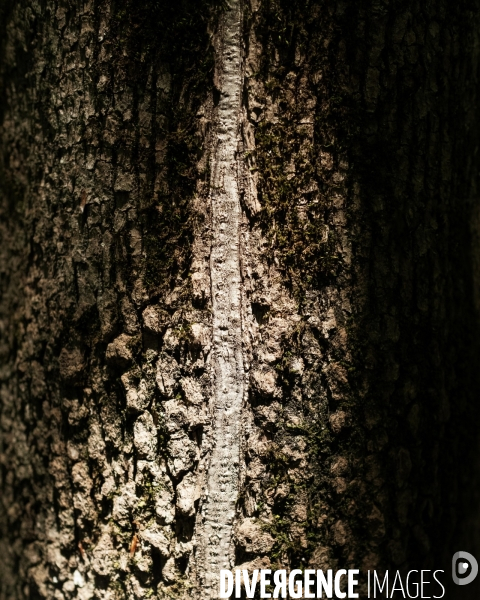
1, 0, 480, 598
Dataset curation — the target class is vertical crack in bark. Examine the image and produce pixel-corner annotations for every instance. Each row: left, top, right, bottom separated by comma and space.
198, 0, 244, 595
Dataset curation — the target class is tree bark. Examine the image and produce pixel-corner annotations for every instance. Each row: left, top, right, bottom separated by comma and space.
1, 0, 480, 599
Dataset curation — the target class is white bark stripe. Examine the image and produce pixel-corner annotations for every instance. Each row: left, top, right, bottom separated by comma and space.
202, 0, 244, 595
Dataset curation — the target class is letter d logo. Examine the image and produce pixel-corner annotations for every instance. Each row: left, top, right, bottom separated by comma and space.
452, 551, 478, 585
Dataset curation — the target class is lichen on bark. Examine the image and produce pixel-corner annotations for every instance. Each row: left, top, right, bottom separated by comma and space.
193, 0, 245, 595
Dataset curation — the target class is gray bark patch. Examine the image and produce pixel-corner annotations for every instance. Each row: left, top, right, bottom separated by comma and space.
196, 0, 245, 595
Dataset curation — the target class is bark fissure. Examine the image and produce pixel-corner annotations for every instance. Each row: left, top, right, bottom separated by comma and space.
198, 0, 244, 593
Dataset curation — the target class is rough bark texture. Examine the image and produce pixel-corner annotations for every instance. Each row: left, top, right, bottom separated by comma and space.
1, 0, 480, 599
